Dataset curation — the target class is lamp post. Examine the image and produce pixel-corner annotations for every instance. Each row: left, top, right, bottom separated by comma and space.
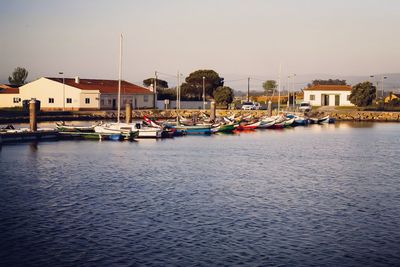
202, 76, 206, 110
381, 76, 387, 99
370, 75, 388, 101
59, 72, 65, 111
287, 75, 290, 110
292, 73, 296, 110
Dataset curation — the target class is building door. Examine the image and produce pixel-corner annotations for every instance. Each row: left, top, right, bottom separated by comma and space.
335, 95, 340, 106
112, 99, 116, 110
321, 94, 329, 106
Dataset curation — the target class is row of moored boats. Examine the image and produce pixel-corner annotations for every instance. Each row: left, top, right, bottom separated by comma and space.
51, 114, 335, 141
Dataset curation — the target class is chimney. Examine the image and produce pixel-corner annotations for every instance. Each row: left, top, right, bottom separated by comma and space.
75, 76, 80, 84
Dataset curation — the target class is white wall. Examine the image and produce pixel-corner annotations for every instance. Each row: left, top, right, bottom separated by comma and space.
100, 94, 154, 109
304, 90, 354, 106
19, 77, 97, 110
0, 93, 22, 108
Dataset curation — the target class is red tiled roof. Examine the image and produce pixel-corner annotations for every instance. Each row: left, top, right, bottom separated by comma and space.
0, 84, 19, 94
304, 85, 352, 91
46, 77, 153, 95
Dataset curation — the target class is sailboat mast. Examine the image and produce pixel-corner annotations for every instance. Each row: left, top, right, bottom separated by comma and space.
117, 34, 123, 124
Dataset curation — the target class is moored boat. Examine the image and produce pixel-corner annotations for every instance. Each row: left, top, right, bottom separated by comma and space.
235, 121, 261, 131
317, 115, 330, 124
172, 124, 212, 135
56, 122, 96, 132
211, 123, 236, 133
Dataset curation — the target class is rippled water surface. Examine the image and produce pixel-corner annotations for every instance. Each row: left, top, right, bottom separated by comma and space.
1, 122, 400, 266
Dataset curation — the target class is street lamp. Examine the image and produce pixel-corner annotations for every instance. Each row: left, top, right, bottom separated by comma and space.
202, 76, 206, 110
287, 75, 290, 110
59, 72, 65, 111
292, 73, 296, 110
369, 75, 388, 101
381, 76, 387, 99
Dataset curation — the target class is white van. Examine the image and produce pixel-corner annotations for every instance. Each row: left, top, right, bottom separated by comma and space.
299, 101, 312, 112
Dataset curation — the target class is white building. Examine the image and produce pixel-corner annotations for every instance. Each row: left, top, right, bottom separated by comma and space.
0, 85, 21, 108
303, 85, 354, 107
16, 77, 154, 110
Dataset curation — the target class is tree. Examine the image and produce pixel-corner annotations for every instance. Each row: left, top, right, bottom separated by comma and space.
262, 80, 277, 95
349, 81, 376, 106
8, 67, 28, 86
213, 86, 234, 106
309, 79, 347, 87
157, 88, 177, 100
143, 78, 168, 90
180, 69, 224, 100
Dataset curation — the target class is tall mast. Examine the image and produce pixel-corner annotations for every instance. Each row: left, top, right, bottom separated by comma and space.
117, 34, 123, 124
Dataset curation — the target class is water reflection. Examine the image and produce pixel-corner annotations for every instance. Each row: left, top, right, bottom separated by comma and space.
0, 122, 399, 266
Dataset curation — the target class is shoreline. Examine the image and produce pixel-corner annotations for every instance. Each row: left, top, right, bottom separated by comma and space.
1, 109, 400, 124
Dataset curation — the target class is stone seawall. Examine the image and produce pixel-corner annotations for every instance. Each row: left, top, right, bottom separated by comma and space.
1, 109, 400, 123
131, 109, 400, 122
320, 111, 400, 122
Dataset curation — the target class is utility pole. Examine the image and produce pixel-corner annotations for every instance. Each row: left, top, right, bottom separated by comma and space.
278, 63, 282, 114
176, 71, 180, 110
247, 77, 250, 102
202, 76, 206, 110
154, 71, 157, 109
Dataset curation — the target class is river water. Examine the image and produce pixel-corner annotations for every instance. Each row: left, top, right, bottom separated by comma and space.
1, 122, 400, 266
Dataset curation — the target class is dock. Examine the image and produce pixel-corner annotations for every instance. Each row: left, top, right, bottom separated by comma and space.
0, 130, 59, 144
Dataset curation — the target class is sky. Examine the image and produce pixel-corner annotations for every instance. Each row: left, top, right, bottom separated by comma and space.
1, 0, 400, 90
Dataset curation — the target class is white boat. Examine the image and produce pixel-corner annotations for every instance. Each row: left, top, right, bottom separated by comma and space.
97, 122, 161, 138
257, 120, 276, 129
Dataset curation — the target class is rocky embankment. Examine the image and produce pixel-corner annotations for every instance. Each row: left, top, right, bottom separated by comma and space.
311, 111, 400, 122
1, 109, 400, 123
132, 110, 400, 122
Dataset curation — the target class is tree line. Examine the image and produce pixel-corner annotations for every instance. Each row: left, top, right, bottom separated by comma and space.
143, 69, 234, 106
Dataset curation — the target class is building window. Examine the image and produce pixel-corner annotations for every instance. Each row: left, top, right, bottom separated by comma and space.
85, 98, 90, 104
49, 98, 54, 103
13, 97, 21, 103
66, 98, 72, 103
144, 95, 149, 102
310, 95, 315, 101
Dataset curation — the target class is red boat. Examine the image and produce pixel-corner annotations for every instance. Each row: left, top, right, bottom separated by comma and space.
235, 121, 261, 131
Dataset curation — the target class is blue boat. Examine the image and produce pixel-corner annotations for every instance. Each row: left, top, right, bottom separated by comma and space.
293, 117, 309, 126
172, 124, 212, 135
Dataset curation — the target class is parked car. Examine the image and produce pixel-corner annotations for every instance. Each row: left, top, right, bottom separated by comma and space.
241, 102, 254, 110
241, 102, 260, 110
299, 101, 312, 112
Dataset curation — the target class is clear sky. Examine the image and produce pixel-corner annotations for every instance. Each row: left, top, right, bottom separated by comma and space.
1, 0, 399, 89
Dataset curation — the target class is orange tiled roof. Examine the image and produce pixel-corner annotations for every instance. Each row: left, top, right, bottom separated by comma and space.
46, 78, 153, 95
0, 84, 19, 94
304, 85, 352, 91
